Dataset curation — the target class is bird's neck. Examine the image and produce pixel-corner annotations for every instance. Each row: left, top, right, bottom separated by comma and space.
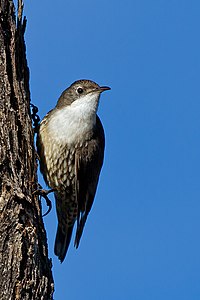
45, 94, 99, 145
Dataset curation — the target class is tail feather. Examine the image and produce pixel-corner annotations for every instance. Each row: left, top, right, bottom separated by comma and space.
54, 225, 73, 262
74, 213, 88, 249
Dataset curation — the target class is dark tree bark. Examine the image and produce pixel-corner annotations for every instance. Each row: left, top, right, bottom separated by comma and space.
0, 0, 54, 299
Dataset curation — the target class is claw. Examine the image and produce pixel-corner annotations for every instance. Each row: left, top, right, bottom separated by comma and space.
33, 188, 56, 217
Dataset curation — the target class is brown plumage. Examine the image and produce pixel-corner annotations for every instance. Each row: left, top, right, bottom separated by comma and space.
37, 79, 110, 262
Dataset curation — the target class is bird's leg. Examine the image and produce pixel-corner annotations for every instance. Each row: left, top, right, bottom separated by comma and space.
32, 186, 56, 217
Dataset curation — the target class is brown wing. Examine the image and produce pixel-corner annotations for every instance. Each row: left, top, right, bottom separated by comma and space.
74, 115, 105, 248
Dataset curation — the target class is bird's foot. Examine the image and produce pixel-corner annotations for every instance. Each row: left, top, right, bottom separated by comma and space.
32, 188, 56, 217
30, 103, 40, 134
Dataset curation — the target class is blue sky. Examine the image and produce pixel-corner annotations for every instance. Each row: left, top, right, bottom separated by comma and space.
24, 1, 200, 299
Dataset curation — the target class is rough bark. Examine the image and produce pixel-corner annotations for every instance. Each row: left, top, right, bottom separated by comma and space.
0, 0, 54, 299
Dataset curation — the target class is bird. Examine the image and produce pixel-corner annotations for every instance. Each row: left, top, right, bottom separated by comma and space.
37, 79, 110, 262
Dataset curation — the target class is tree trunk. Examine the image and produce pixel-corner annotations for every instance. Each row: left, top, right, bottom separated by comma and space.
0, 0, 54, 299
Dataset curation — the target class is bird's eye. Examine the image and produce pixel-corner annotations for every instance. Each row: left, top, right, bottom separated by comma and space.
77, 87, 83, 94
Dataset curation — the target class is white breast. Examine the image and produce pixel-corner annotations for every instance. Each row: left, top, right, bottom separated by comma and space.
44, 92, 99, 145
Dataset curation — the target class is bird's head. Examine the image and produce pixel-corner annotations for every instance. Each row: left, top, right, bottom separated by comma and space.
56, 79, 111, 109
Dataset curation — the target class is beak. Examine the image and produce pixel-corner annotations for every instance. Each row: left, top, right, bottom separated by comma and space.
99, 86, 111, 93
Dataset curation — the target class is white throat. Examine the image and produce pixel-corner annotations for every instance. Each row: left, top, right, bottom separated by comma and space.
46, 92, 100, 144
